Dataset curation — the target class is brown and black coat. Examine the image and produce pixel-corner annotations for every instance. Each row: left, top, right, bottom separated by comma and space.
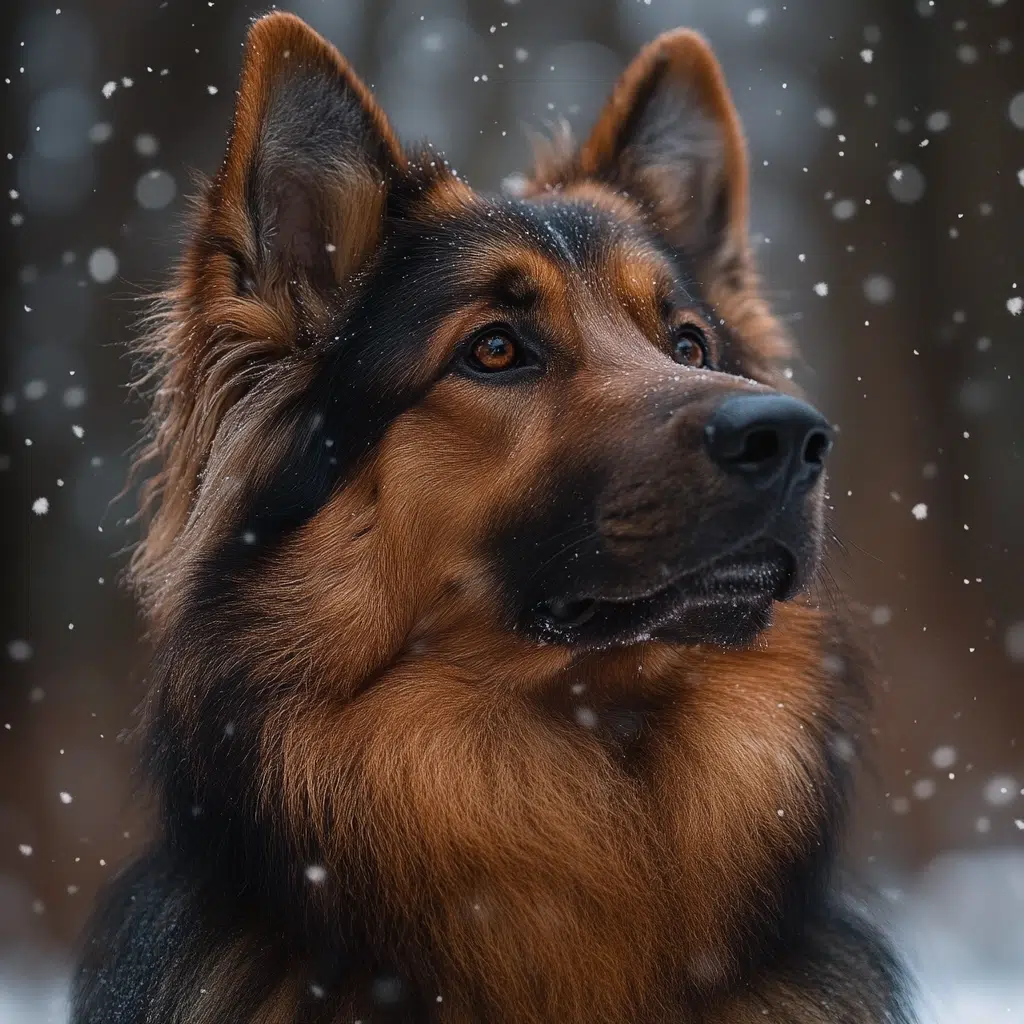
73, 13, 915, 1024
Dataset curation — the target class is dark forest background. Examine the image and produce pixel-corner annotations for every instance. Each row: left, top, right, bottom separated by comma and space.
1, 0, 1022, 1017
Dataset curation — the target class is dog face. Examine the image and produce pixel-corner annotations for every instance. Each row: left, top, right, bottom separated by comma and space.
474, 211, 832, 649
134, 13, 831, 660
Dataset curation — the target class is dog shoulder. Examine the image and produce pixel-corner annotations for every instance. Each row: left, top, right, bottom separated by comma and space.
705, 896, 918, 1023
70, 846, 290, 1024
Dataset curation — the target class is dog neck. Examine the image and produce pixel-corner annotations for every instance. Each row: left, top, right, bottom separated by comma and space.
149, 600, 858, 1022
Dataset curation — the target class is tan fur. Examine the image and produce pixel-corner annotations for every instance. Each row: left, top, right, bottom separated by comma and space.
265, 605, 836, 1022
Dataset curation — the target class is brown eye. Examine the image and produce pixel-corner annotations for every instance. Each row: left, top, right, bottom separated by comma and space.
470, 332, 519, 373
673, 324, 709, 368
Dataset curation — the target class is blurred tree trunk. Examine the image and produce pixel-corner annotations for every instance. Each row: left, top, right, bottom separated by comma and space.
821, 0, 1024, 866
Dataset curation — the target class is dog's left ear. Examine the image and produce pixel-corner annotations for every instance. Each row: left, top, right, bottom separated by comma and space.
532, 30, 748, 268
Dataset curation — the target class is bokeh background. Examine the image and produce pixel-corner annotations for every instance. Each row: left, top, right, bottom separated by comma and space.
2, 0, 1022, 1020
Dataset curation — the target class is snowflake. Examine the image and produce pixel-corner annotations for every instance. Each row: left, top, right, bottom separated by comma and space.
983, 775, 1018, 807
7, 640, 32, 661
88, 247, 118, 284
864, 274, 894, 304
912, 778, 936, 800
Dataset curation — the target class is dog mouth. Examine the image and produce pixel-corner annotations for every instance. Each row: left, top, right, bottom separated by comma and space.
529, 538, 797, 647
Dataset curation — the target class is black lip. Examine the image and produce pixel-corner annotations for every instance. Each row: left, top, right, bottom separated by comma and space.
528, 539, 796, 647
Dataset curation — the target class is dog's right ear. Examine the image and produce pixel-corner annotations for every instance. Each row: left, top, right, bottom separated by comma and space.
132, 15, 406, 613
191, 11, 405, 341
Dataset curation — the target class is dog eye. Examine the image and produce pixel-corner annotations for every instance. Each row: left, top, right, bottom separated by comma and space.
468, 332, 520, 373
673, 325, 709, 368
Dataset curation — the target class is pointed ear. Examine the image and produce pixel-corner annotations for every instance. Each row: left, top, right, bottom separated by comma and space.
533, 30, 748, 267
198, 12, 405, 330
128, 15, 407, 609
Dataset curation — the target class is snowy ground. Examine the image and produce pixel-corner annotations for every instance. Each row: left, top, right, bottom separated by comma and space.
3, 850, 1023, 1023
897, 849, 1024, 1023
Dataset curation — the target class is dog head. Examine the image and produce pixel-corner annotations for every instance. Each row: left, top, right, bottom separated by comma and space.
132, 22, 857, 1012
135, 12, 832, 659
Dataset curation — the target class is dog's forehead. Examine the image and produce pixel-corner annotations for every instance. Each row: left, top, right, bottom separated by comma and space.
502, 197, 624, 267
475, 195, 659, 275
402, 191, 695, 312
328, 187, 710, 383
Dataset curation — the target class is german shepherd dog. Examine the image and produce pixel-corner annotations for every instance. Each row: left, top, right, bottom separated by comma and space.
73, 12, 915, 1023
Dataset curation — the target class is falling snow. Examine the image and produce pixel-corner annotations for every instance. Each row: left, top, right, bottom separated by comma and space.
1009, 92, 1024, 129
870, 606, 892, 627
135, 169, 176, 209
88, 121, 113, 143
832, 198, 856, 220
888, 164, 926, 203
6, 640, 32, 662
982, 776, 1019, 808
913, 778, 937, 801
2, 6, 1022, 1021
133, 132, 159, 156
863, 274, 895, 304
88, 247, 118, 283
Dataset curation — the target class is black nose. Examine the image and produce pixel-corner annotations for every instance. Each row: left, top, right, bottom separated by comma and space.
704, 394, 833, 494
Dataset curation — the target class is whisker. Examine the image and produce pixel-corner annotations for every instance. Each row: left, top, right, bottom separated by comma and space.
524, 526, 600, 587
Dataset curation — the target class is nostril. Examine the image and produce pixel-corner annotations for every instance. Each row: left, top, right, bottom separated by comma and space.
802, 429, 832, 468
738, 427, 780, 466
